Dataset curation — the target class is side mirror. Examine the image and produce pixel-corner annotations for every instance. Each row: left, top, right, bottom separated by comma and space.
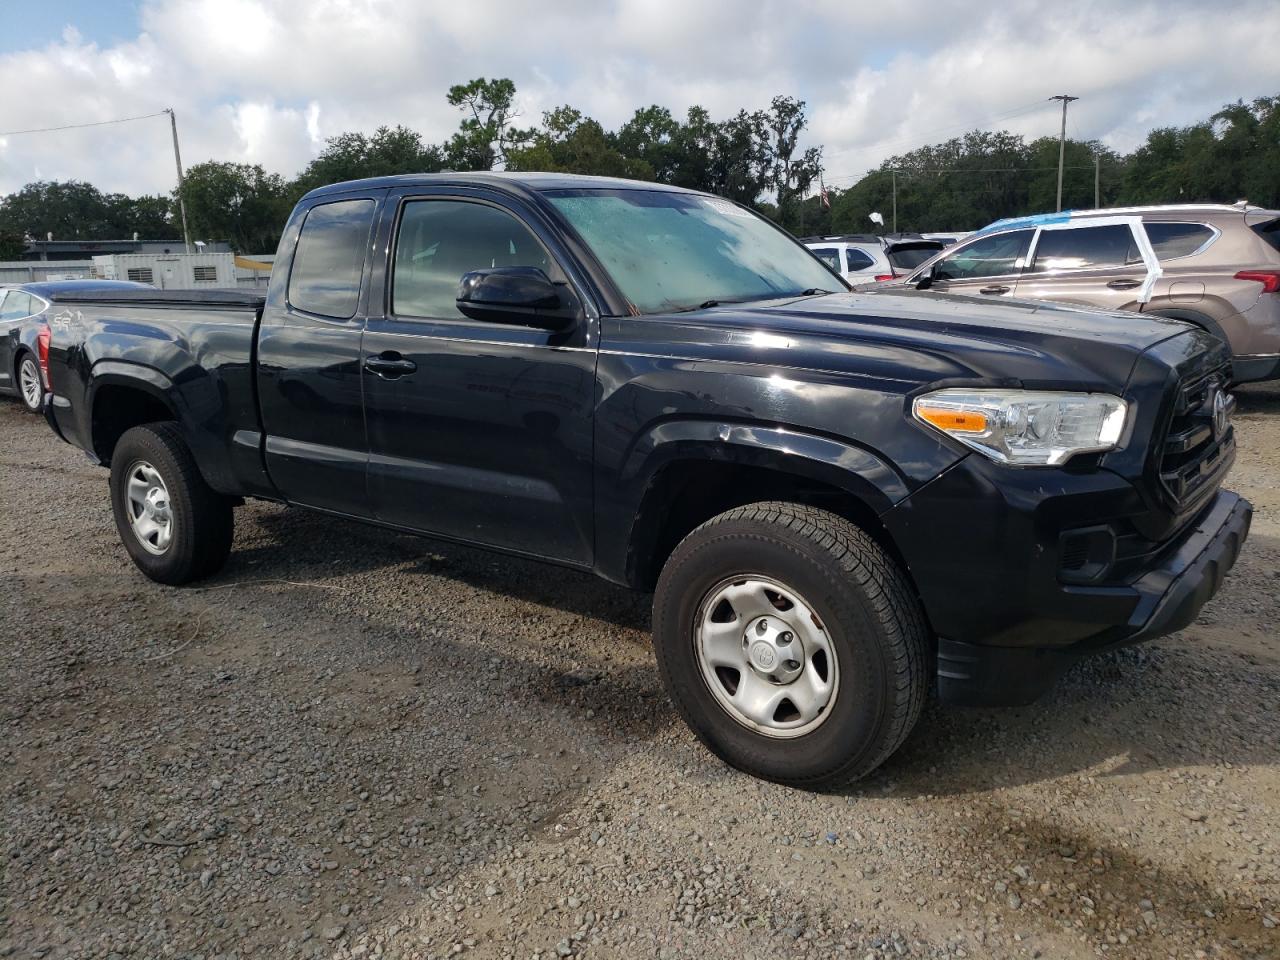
914, 265, 935, 290
456, 267, 578, 331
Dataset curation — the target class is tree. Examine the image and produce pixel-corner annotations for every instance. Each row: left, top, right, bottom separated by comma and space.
0, 180, 117, 240
444, 77, 534, 170
761, 96, 823, 232
614, 105, 684, 183
105, 193, 174, 238
293, 125, 444, 196
0, 231, 24, 259
180, 161, 290, 252
508, 106, 650, 178
708, 109, 771, 205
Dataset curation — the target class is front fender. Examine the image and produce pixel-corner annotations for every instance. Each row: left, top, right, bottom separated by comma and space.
596, 417, 917, 586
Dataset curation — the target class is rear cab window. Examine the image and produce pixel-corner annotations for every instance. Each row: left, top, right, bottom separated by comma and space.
288, 199, 377, 319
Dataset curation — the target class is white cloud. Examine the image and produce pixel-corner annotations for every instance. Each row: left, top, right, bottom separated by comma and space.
0, 0, 1277, 197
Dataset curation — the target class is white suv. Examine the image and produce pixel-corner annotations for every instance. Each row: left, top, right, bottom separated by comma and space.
803, 234, 945, 283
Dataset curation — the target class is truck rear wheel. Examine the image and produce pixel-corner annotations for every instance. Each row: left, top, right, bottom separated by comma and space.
652, 502, 928, 787
109, 423, 234, 585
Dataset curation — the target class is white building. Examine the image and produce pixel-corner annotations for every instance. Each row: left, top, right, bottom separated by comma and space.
92, 252, 237, 290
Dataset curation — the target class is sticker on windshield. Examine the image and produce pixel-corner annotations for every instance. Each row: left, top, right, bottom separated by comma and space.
701, 198, 754, 219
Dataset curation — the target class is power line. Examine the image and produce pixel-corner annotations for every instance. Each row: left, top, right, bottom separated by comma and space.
0, 110, 168, 138
824, 164, 1098, 184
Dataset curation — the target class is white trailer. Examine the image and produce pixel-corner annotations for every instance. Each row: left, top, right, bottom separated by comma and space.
92, 252, 237, 290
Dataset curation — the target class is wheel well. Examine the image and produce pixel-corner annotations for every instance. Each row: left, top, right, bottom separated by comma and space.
630, 460, 907, 591
1145, 308, 1229, 348
91, 385, 175, 465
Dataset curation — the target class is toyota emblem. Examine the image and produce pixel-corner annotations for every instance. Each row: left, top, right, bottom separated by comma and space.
1211, 387, 1230, 439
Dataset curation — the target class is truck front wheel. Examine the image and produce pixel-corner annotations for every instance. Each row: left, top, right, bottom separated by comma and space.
653, 502, 929, 787
109, 423, 234, 585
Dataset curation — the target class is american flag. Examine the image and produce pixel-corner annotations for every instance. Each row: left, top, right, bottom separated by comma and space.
820, 180, 831, 209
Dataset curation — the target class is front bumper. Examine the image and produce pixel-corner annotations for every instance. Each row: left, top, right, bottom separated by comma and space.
932, 491, 1250, 705
883, 454, 1251, 707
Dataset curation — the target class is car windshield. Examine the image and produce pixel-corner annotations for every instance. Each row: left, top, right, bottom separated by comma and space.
544, 188, 840, 314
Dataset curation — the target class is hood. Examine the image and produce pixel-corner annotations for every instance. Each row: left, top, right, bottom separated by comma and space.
693, 288, 1194, 389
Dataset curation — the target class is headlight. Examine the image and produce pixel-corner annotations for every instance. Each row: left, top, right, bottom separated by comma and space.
912, 389, 1128, 466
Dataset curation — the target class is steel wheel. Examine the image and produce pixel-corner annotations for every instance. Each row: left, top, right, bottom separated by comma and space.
18, 355, 42, 411
694, 575, 839, 738
124, 460, 174, 555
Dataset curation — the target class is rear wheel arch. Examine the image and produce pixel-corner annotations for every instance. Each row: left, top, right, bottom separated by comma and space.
88, 374, 180, 466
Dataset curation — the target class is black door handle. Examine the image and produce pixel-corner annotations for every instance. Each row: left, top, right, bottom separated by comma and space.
364, 353, 417, 378
1106, 278, 1142, 290
979, 285, 1010, 295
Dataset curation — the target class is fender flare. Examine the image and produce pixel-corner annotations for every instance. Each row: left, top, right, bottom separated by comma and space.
615, 418, 912, 586
86, 361, 182, 427
1143, 307, 1231, 350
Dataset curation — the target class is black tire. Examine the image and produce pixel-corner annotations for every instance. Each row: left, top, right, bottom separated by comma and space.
15, 351, 42, 413
653, 502, 929, 788
109, 422, 234, 585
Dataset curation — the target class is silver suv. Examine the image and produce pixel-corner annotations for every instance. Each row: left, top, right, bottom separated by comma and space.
901, 204, 1280, 383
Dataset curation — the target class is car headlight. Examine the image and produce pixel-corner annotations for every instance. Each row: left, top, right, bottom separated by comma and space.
912, 388, 1128, 466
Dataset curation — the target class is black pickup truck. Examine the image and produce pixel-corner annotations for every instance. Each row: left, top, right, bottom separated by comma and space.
39, 173, 1251, 786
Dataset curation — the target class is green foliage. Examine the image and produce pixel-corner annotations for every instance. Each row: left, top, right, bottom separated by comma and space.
508, 106, 651, 178
0, 231, 25, 260
180, 161, 291, 252
294, 125, 444, 197
0, 180, 175, 243
2, 86, 1275, 254
444, 77, 535, 171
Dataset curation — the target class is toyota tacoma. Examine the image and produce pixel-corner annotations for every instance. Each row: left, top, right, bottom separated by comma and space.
38, 173, 1251, 786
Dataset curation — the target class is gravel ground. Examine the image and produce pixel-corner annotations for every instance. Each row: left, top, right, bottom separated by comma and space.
1, 385, 1277, 960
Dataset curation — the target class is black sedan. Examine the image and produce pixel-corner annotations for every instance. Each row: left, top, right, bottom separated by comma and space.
1, 280, 149, 413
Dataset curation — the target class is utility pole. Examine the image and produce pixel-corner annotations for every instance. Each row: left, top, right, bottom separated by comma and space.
165, 108, 193, 253
1050, 94, 1078, 213
1094, 152, 1101, 209
891, 169, 897, 234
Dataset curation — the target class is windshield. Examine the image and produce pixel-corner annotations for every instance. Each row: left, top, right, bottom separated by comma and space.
544, 188, 842, 314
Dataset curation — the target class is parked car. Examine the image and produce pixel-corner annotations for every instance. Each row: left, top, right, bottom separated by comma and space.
802, 234, 945, 283
802, 234, 890, 281
921, 231, 972, 246
39, 174, 1250, 786
897, 204, 1280, 383
0, 280, 148, 413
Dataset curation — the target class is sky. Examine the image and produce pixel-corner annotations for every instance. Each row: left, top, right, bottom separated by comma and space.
1, 0, 1278, 198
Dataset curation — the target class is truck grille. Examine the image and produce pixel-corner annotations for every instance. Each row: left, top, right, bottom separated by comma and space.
1157, 364, 1234, 509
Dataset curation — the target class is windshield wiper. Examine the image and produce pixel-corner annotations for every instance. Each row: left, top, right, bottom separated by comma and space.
797, 288, 835, 296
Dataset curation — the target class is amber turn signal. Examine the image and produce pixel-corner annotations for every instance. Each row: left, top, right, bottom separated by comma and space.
915, 406, 988, 434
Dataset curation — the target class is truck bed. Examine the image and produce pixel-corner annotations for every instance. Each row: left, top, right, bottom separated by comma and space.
45, 288, 266, 309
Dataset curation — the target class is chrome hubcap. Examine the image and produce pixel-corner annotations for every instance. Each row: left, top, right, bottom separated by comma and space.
694, 576, 838, 738
125, 461, 173, 555
19, 357, 41, 409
